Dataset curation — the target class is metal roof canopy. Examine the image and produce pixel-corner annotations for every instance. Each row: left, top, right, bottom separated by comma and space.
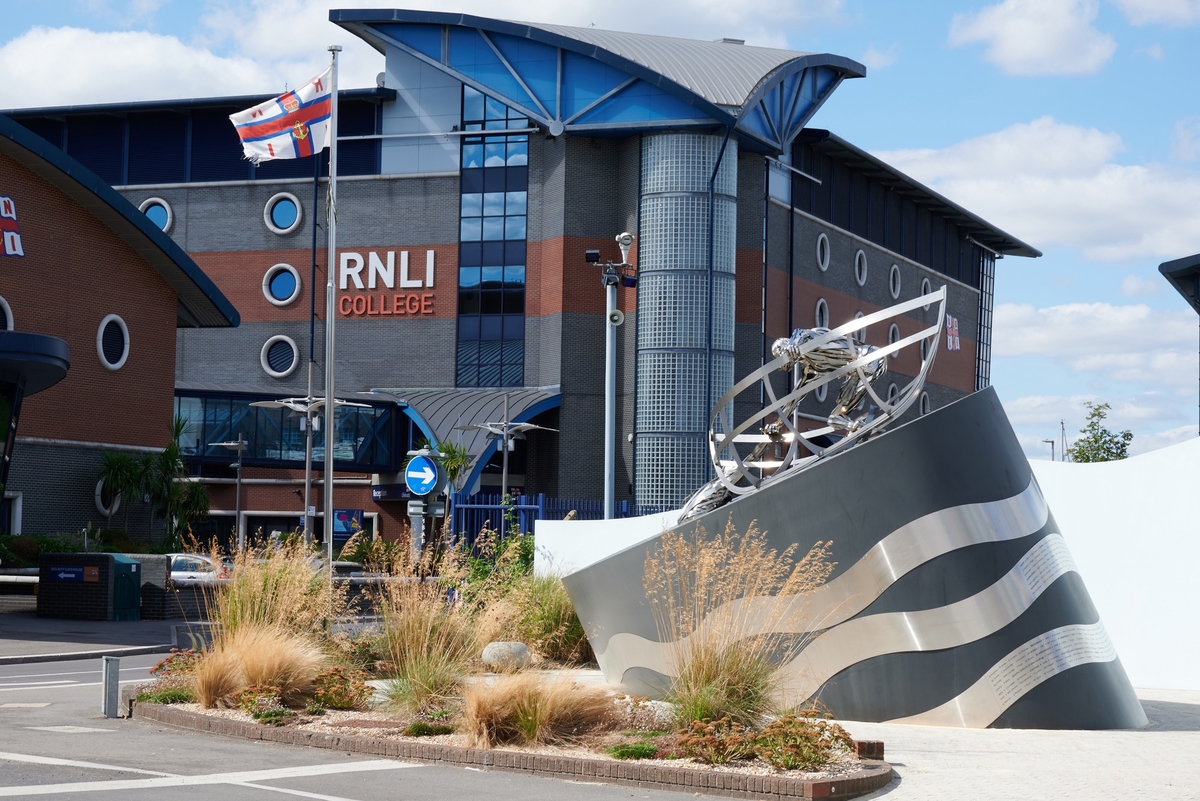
0, 87, 396, 120
380, 386, 562, 495
330, 9, 864, 154
0, 114, 239, 328
796, 129, 1042, 258
1159, 253, 1200, 314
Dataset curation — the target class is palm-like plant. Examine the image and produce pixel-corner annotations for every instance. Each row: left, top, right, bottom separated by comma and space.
97, 451, 140, 531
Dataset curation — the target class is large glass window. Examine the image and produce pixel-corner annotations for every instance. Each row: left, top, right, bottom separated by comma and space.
174, 392, 410, 473
456, 86, 528, 388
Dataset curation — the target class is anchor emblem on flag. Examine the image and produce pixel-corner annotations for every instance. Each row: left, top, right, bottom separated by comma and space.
293, 121, 309, 140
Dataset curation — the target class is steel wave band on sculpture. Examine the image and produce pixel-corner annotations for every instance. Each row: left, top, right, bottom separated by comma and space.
888, 622, 1129, 728
681, 287, 947, 520
773, 533, 1077, 704
592, 478, 1048, 684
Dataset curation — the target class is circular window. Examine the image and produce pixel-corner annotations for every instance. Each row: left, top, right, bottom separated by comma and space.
262, 263, 301, 306
854, 250, 868, 287
888, 323, 900, 345
920, 337, 930, 361
96, 314, 129, 371
138, 197, 172, 232
887, 383, 899, 404
919, 392, 931, 416
889, 264, 902, 299
816, 233, 830, 272
814, 298, 829, 329
0, 295, 11, 331
853, 311, 866, 341
261, 335, 299, 378
921, 277, 932, 309
264, 192, 302, 235
814, 382, 828, 402
94, 479, 121, 518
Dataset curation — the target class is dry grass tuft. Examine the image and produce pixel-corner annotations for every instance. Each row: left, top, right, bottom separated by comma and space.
462, 673, 615, 748
644, 518, 834, 725
377, 578, 478, 713
192, 624, 328, 708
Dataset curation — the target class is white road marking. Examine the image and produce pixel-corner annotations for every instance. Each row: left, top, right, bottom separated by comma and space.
0, 704, 50, 708
0, 668, 149, 680
0, 759, 420, 796
0, 751, 173, 776
235, 783, 382, 801
0, 679, 142, 693
25, 727, 114, 734
0, 682, 75, 688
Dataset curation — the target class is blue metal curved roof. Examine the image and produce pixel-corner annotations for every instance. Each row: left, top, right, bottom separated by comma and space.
0, 113, 239, 328
330, 9, 864, 153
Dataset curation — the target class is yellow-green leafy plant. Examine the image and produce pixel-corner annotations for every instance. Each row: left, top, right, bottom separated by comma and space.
643, 518, 834, 726
753, 713, 855, 771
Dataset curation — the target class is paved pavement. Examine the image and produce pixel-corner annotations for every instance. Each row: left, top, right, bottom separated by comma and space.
0, 603, 187, 664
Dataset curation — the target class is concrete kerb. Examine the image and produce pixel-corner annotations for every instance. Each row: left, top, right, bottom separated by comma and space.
0, 643, 176, 666
130, 701, 894, 800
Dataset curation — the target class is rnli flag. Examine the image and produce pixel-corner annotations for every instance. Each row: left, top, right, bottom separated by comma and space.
230, 67, 332, 163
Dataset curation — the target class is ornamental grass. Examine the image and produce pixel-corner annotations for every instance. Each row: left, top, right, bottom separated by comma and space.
192, 623, 327, 708
461, 673, 615, 748
643, 519, 834, 726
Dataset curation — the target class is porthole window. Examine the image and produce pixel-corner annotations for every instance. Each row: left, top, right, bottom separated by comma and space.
260, 335, 299, 378
816, 233, 830, 272
887, 383, 899, 404
888, 323, 900, 345
854, 250, 868, 287
96, 314, 129, 371
94, 479, 121, 518
889, 264, 902, 299
920, 337, 930, 361
814, 298, 829, 329
921, 277, 932, 309
853, 311, 866, 341
262, 263, 301, 306
919, 392, 931, 416
815, 382, 828, 402
138, 197, 172, 232
0, 296, 11, 331
264, 192, 302, 235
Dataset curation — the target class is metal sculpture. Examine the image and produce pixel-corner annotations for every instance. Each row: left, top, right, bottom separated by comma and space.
681, 287, 947, 520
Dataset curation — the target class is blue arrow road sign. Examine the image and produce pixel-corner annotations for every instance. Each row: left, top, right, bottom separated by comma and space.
405, 454, 439, 496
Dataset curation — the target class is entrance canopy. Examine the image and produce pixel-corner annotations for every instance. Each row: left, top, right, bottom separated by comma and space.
330, 10, 864, 153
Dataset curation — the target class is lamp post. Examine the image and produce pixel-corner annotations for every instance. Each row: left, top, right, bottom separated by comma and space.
1042, 438, 1055, 462
583, 233, 637, 519
456, 394, 557, 502
209, 434, 247, 550
249, 397, 368, 564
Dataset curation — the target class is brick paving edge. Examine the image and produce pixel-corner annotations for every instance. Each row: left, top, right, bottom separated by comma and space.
131, 701, 895, 800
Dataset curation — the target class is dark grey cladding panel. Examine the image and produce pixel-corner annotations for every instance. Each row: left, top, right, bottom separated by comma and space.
564, 386, 1030, 650
991, 660, 1147, 730
855, 521, 1058, 619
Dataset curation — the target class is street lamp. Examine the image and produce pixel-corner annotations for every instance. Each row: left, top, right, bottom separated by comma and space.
208, 434, 247, 550
457, 394, 557, 502
249, 396, 368, 569
1042, 438, 1056, 462
583, 233, 637, 519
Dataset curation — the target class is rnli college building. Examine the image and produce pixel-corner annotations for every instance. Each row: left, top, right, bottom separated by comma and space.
5, 10, 1038, 542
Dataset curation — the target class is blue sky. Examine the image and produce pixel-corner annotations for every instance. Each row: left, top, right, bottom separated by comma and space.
2, 0, 1197, 459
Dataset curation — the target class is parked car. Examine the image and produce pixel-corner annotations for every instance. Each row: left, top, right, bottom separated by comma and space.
167, 553, 227, 584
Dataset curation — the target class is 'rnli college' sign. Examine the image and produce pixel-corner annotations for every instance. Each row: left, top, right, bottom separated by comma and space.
0, 196, 25, 257
339, 249, 436, 317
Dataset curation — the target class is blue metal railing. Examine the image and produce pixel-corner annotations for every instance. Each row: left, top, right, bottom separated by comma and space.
448, 492, 663, 548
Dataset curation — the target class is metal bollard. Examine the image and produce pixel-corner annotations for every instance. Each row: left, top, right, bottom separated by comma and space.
101, 656, 120, 718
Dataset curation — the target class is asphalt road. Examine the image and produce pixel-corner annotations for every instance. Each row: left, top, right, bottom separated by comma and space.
0, 656, 682, 800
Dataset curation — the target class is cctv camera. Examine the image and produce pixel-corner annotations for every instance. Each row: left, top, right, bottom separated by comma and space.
615, 232, 635, 264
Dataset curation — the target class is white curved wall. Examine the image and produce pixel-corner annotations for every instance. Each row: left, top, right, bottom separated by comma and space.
1032, 436, 1200, 690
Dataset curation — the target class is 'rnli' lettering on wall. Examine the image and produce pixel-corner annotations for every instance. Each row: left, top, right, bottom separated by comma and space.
339, 249, 435, 317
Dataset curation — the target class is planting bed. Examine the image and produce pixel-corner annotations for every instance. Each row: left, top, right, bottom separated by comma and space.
130, 699, 892, 800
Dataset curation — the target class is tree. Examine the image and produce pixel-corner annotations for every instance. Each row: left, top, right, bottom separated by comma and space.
1067, 402, 1133, 463
97, 451, 140, 531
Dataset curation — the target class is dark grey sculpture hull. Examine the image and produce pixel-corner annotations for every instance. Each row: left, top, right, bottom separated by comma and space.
563, 387, 1147, 729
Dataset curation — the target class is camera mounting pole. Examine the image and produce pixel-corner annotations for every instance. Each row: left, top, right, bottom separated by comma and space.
584, 233, 637, 519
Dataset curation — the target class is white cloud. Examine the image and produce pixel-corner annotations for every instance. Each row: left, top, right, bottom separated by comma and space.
875, 117, 1200, 262
860, 44, 899, 71
948, 0, 1116, 76
1130, 425, 1197, 454
1171, 116, 1200, 162
1120, 274, 1161, 298
1111, 0, 1200, 25
0, 0, 847, 109
1137, 42, 1166, 58
994, 301, 1197, 388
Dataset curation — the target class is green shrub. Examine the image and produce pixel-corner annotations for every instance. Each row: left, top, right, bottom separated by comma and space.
675, 717, 754, 765
238, 684, 284, 715
135, 688, 194, 704
753, 714, 855, 771
608, 742, 658, 760
252, 707, 296, 726
404, 721, 454, 737
305, 701, 327, 716
312, 667, 371, 710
